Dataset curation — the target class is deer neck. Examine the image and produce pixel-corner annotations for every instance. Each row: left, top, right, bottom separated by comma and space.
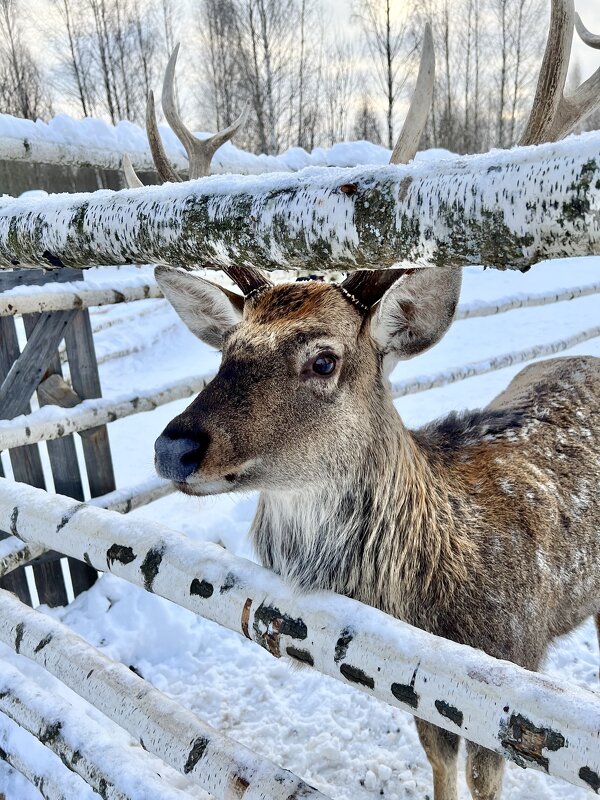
252, 413, 475, 622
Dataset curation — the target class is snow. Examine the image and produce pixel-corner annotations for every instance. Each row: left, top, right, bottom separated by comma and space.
0, 110, 454, 174
0, 256, 599, 799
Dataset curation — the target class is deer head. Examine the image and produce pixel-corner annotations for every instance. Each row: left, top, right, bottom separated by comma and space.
153, 264, 461, 493
153, 2, 600, 495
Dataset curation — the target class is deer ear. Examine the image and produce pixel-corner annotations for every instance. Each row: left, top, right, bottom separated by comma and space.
155, 265, 244, 349
370, 268, 462, 370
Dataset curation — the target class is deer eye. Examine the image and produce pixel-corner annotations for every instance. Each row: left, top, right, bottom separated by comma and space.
312, 354, 337, 376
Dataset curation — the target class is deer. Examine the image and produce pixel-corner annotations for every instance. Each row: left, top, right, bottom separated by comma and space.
132, 2, 600, 798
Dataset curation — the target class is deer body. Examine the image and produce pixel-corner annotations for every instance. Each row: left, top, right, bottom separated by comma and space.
139, 4, 600, 796
153, 274, 600, 800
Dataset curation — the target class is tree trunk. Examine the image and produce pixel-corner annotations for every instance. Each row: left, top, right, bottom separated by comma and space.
1, 133, 599, 272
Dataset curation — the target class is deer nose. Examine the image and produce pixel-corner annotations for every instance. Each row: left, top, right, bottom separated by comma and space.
154, 431, 210, 482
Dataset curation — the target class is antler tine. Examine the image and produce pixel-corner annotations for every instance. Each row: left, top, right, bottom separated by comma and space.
222, 266, 273, 298
520, 0, 600, 145
163, 44, 246, 180
121, 154, 144, 189
146, 89, 182, 184
390, 22, 435, 165
575, 12, 600, 48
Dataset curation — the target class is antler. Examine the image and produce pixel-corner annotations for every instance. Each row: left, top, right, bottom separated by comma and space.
520, 0, 600, 145
390, 22, 435, 166
122, 44, 248, 188
339, 24, 435, 312
163, 44, 249, 181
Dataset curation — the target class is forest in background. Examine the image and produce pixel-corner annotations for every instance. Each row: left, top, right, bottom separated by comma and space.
0, 0, 598, 155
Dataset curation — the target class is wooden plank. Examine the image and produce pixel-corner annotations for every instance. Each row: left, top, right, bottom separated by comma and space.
0, 310, 77, 420
0, 316, 37, 605
22, 314, 97, 602
0, 268, 83, 291
64, 310, 116, 500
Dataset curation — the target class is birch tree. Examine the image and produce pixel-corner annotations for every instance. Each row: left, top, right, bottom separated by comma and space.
354, 0, 411, 149
0, 0, 51, 119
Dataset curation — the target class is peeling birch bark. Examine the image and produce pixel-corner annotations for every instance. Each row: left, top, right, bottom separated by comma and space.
1, 133, 600, 272
0, 587, 329, 800
1, 478, 598, 794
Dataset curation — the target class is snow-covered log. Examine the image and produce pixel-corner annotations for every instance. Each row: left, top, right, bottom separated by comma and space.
0, 587, 329, 800
0, 712, 97, 800
1, 132, 600, 273
89, 475, 174, 513
0, 656, 204, 800
1, 478, 598, 794
391, 323, 600, 397
0, 536, 44, 577
454, 281, 600, 320
0, 372, 212, 449
0, 281, 163, 317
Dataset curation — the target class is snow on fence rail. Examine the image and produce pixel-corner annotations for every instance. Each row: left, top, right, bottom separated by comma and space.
0, 372, 212, 450
3, 274, 600, 320
1, 132, 600, 273
0, 657, 202, 800
0, 280, 163, 317
3, 323, 600, 452
1, 477, 599, 794
0, 585, 328, 800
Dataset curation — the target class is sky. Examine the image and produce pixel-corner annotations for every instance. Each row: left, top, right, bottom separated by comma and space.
21, 0, 600, 131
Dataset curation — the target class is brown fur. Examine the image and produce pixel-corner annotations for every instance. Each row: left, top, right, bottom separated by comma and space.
154, 273, 600, 800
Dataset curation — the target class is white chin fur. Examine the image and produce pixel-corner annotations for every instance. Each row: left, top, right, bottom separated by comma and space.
184, 478, 234, 495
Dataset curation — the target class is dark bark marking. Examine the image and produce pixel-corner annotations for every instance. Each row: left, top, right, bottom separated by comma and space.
230, 775, 250, 798
9, 506, 18, 536
190, 578, 214, 598
40, 721, 62, 745
334, 627, 354, 663
83, 552, 92, 566
391, 664, 420, 709
220, 572, 237, 593
340, 663, 375, 689
499, 713, 565, 771
42, 251, 66, 268
140, 544, 166, 592
56, 503, 85, 533
34, 634, 53, 653
14, 623, 24, 654
339, 183, 358, 195
579, 766, 600, 792
435, 699, 463, 728
184, 736, 210, 774
253, 603, 307, 658
286, 646, 314, 666
391, 682, 419, 709
106, 544, 136, 569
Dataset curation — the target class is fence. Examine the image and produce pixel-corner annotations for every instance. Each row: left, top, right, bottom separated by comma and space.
0, 262, 599, 797
1, 128, 600, 797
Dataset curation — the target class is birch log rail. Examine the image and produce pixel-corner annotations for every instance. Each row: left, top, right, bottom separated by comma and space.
1, 132, 600, 273
0, 478, 598, 794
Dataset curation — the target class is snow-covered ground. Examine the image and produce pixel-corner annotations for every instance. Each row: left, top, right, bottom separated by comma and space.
0, 257, 599, 800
